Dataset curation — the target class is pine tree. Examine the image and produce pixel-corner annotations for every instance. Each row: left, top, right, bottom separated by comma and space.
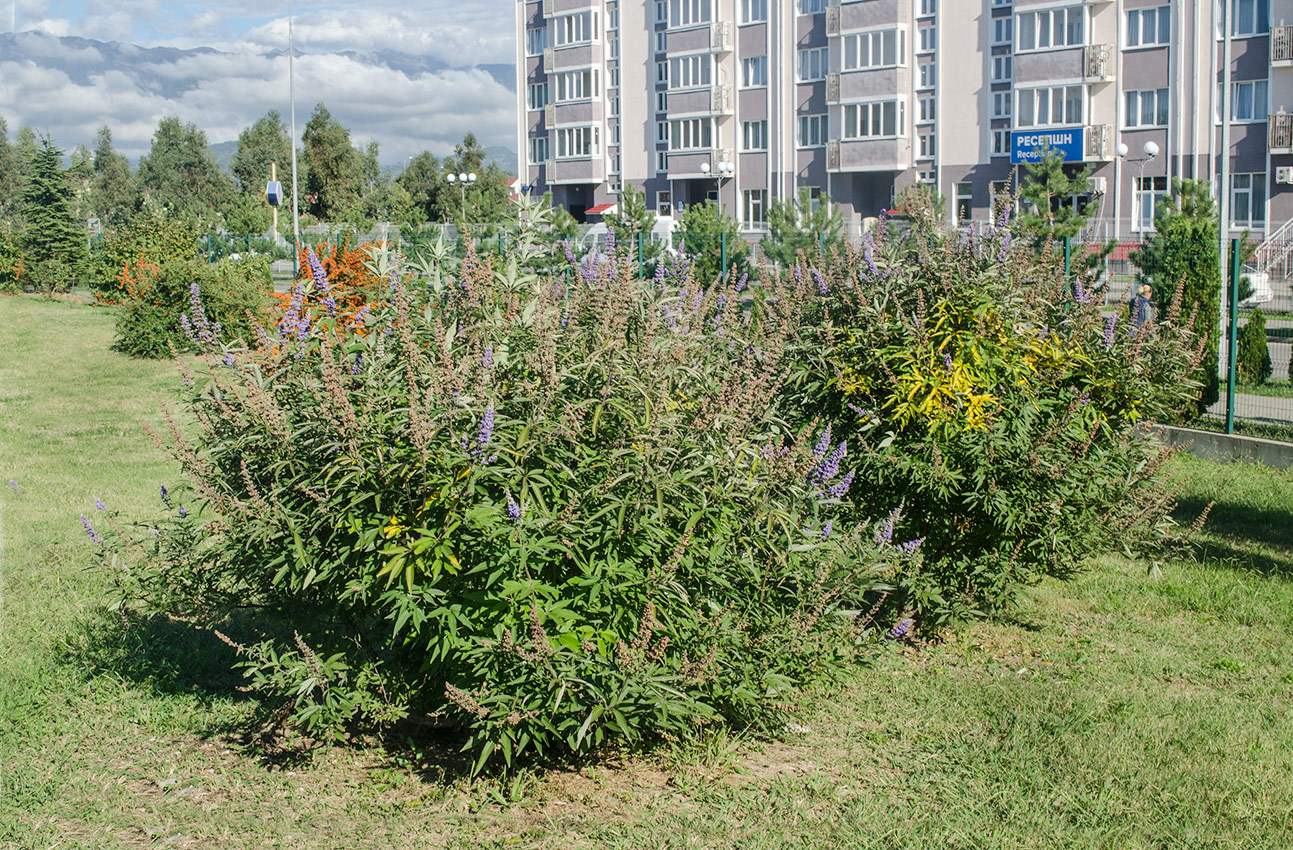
302, 104, 364, 221
1235, 308, 1273, 385
19, 136, 87, 293
0, 118, 21, 217
761, 189, 845, 268
1130, 178, 1222, 411
677, 201, 749, 286
137, 116, 235, 221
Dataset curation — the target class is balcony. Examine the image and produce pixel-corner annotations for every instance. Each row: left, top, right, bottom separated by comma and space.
1083, 44, 1113, 83
826, 73, 841, 104
543, 48, 553, 74
1085, 124, 1113, 161
826, 138, 910, 172
826, 6, 841, 37
545, 104, 555, 127
710, 21, 733, 52
711, 84, 734, 115
1274, 26, 1293, 66
1271, 112, 1293, 153
544, 156, 605, 185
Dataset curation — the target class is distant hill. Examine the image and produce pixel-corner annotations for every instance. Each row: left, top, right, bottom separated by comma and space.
484, 146, 518, 177
208, 141, 238, 172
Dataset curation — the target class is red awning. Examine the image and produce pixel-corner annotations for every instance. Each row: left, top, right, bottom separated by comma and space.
586, 203, 617, 215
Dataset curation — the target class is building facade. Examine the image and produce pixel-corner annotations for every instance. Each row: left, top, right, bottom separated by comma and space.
515, 0, 1293, 247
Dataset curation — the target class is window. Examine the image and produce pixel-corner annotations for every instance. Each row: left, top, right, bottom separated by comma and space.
528, 82, 548, 110
670, 118, 714, 150
610, 95, 619, 116
992, 91, 1012, 119
1231, 80, 1269, 121
555, 126, 599, 158
611, 124, 620, 144
993, 17, 1012, 45
554, 69, 599, 102
657, 61, 669, 84
798, 0, 825, 13
991, 129, 1010, 156
610, 152, 621, 174
526, 27, 548, 55
1231, 173, 1267, 227
656, 1, 667, 24
656, 32, 667, 53
657, 121, 669, 143
744, 189, 768, 226
798, 47, 828, 81
608, 38, 619, 59
798, 113, 828, 146
657, 190, 672, 215
919, 170, 936, 183
742, 0, 767, 23
919, 27, 936, 53
657, 91, 668, 112
1016, 6, 1084, 52
1124, 88, 1169, 128
992, 0, 1010, 6
992, 55, 1012, 82
920, 0, 936, 15
920, 95, 936, 122
610, 68, 620, 87
742, 120, 768, 150
919, 63, 936, 88
1231, 0, 1269, 36
554, 11, 598, 46
669, 0, 712, 27
529, 136, 549, 163
669, 54, 713, 89
1135, 176, 1167, 230
742, 55, 768, 87
1126, 6, 1170, 48
843, 28, 904, 70
955, 182, 973, 223
656, 151, 669, 174
842, 100, 905, 138
1017, 85, 1084, 128
919, 132, 935, 157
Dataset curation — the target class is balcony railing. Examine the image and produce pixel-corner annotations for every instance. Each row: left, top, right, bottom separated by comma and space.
541, 0, 552, 16
1270, 111, 1293, 153
545, 104, 556, 127
543, 47, 554, 73
1273, 26, 1293, 66
1085, 124, 1112, 161
826, 140, 841, 171
825, 73, 841, 104
1084, 44, 1113, 83
710, 21, 733, 52
826, 7, 841, 37
711, 84, 734, 115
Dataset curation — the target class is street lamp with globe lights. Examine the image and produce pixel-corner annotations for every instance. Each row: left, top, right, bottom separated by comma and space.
1117, 140, 1160, 231
699, 160, 735, 215
446, 171, 477, 224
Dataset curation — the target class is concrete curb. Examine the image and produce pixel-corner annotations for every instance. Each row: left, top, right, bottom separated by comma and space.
1154, 424, 1293, 470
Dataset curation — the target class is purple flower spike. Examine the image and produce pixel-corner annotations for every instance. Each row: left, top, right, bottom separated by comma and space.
826, 469, 855, 500
7, 480, 18, 494
160, 485, 171, 507
886, 619, 913, 641
482, 345, 493, 370
734, 273, 749, 292
820, 521, 833, 540
79, 514, 105, 546
1075, 279, 1090, 304
94, 497, 106, 511
875, 518, 894, 546
178, 506, 187, 518
813, 426, 833, 459
898, 538, 924, 554
812, 268, 829, 295
1103, 315, 1117, 350
506, 492, 524, 522
944, 351, 954, 372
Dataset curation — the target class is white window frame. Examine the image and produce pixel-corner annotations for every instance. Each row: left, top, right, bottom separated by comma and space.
919, 95, 936, 122
657, 189, 672, 214
669, 117, 715, 150
554, 125, 600, 159
668, 52, 714, 90
798, 0, 825, 14
918, 132, 935, 158
1231, 0, 1269, 36
993, 17, 1013, 46
841, 99, 906, 139
742, 55, 768, 88
992, 55, 1012, 83
798, 113, 829, 147
919, 62, 936, 88
669, 0, 713, 29
920, 0, 937, 15
991, 129, 1010, 157
553, 11, 598, 47
526, 27, 548, 56
1016, 84, 1085, 128
1228, 79, 1269, 122
742, 119, 769, 151
657, 120, 670, 144
1231, 173, 1267, 227
1124, 88, 1169, 128
744, 189, 768, 227
656, 152, 669, 174
1125, 5, 1170, 49
992, 90, 1012, 119
553, 69, 599, 103
919, 26, 936, 53
528, 82, 549, 111
1015, 6, 1085, 53
841, 27, 906, 71
529, 136, 549, 164
742, 0, 768, 23
1134, 175, 1168, 232
798, 47, 829, 81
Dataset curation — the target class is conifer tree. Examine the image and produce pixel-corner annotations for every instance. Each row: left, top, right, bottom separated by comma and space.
0, 118, 20, 217
91, 126, 142, 231
1017, 147, 1094, 242
20, 136, 87, 292
761, 189, 845, 268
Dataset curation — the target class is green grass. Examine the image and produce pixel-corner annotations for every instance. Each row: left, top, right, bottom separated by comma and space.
1234, 379, 1293, 400
3, 295, 1293, 849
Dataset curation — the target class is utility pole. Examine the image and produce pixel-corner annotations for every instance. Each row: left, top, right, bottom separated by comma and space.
288, 0, 301, 275
270, 161, 279, 243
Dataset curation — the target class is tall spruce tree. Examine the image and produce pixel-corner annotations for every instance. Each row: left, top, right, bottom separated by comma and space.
761, 189, 845, 268
1130, 178, 1222, 412
1017, 147, 1094, 242
20, 136, 87, 292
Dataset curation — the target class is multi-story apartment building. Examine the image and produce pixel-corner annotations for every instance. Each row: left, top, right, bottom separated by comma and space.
515, 0, 1293, 249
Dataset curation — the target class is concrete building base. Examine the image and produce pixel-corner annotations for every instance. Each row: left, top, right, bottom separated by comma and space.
1154, 425, 1293, 470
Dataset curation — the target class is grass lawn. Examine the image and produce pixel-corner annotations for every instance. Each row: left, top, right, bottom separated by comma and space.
2, 295, 1292, 849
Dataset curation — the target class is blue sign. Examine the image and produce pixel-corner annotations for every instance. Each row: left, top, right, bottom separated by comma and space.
266, 180, 283, 207
1011, 128, 1085, 164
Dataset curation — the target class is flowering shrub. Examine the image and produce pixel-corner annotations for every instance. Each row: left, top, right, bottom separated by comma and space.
785, 208, 1202, 623
90, 207, 201, 301
112, 256, 273, 358
99, 237, 914, 770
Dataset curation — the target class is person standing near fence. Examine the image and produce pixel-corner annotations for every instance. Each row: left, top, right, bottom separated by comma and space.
1132, 283, 1156, 331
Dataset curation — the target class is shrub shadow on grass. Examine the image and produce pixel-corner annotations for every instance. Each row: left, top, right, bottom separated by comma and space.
1175, 496, 1293, 579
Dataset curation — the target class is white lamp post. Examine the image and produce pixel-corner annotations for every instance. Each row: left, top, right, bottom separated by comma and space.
446, 171, 477, 224
1117, 140, 1159, 231
699, 160, 735, 216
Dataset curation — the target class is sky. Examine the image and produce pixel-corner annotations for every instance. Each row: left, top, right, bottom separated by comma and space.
2, 0, 519, 163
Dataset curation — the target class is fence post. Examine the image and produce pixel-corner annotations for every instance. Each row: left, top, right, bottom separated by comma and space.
721, 232, 728, 281
1226, 238, 1240, 435
1063, 236, 1072, 280
638, 232, 646, 279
